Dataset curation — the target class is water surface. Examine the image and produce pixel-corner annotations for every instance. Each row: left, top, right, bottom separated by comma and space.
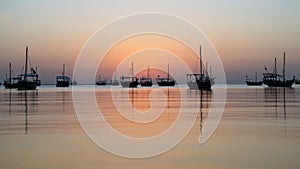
0, 85, 300, 169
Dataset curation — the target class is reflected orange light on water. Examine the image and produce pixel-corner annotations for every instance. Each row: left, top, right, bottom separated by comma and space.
96, 88, 181, 138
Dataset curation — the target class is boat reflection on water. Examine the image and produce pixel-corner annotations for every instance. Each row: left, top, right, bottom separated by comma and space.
3, 89, 73, 135
264, 87, 295, 118
56, 90, 68, 114
15, 90, 38, 135
187, 89, 212, 135
95, 87, 214, 138
264, 87, 295, 137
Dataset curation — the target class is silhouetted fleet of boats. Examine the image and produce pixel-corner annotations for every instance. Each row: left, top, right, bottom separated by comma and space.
1, 46, 300, 90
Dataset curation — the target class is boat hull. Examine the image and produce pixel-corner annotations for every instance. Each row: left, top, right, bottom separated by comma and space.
263, 79, 294, 87
121, 81, 139, 88
246, 81, 263, 86
187, 82, 198, 90
140, 81, 153, 87
109, 81, 119, 86
188, 81, 211, 90
3, 82, 19, 89
56, 81, 70, 87
157, 81, 175, 87
17, 81, 37, 90
196, 80, 211, 90
96, 81, 107, 86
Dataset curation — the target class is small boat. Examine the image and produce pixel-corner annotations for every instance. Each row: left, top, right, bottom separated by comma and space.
96, 74, 107, 86
186, 46, 211, 90
156, 63, 175, 86
140, 66, 153, 87
120, 62, 139, 88
107, 69, 119, 86
263, 52, 295, 87
56, 64, 70, 87
17, 46, 39, 90
246, 72, 263, 86
295, 79, 300, 85
3, 62, 20, 89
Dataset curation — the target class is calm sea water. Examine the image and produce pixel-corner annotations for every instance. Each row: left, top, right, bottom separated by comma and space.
0, 85, 300, 169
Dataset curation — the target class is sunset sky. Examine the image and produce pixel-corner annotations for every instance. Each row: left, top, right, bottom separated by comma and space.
1, 0, 299, 84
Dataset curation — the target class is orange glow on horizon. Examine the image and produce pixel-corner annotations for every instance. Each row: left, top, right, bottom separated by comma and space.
97, 34, 207, 80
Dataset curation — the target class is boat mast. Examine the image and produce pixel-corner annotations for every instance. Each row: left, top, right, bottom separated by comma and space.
167, 63, 170, 81
24, 46, 28, 81
36, 66, 39, 83
199, 45, 203, 83
114, 69, 117, 81
62, 64, 65, 76
131, 61, 134, 81
283, 52, 286, 82
200, 45, 202, 75
274, 57, 277, 74
255, 72, 257, 82
147, 65, 150, 79
9, 62, 12, 84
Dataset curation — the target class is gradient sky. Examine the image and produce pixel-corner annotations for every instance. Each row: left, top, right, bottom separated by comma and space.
0, 0, 300, 84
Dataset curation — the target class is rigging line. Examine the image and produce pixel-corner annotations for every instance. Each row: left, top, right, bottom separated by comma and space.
28, 50, 32, 70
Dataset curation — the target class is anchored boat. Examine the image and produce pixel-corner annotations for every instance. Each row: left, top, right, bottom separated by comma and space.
3, 62, 20, 89
56, 64, 70, 87
156, 63, 175, 87
96, 74, 107, 86
246, 72, 263, 86
120, 62, 139, 88
140, 66, 153, 87
186, 46, 211, 90
17, 46, 39, 90
263, 52, 295, 87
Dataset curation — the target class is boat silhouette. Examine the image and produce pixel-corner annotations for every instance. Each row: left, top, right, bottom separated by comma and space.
56, 64, 70, 87
246, 72, 263, 86
120, 62, 139, 88
263, 52, 295, 87
17, 46, 39, 90
140, 66, 153, 87
186, 46, 211, 90
95, 74, 107, 86
3, 62, 20, 89
156, 63, 175, 86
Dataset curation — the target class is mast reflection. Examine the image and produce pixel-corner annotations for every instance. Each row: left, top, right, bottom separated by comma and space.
264, 87, 294, 118
17, 90, 38, 135
264, 87, 295, 137
188, 89, 212, 135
